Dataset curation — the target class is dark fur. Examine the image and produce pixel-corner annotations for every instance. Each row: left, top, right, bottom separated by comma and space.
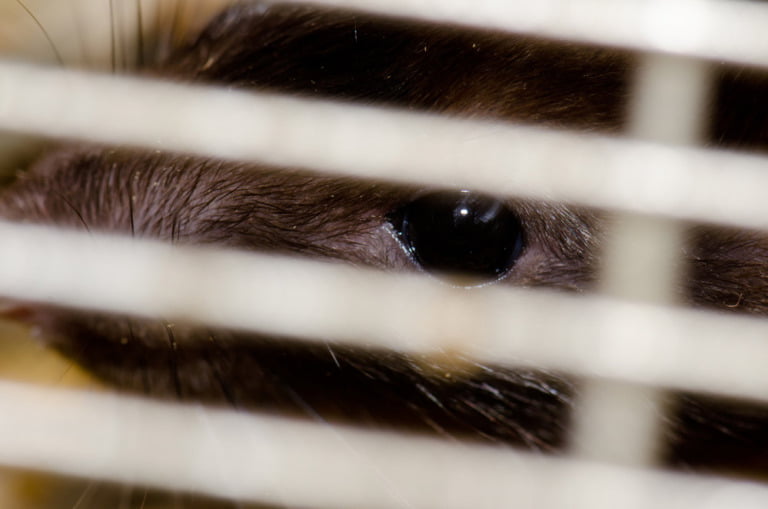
3, 2, 768, 484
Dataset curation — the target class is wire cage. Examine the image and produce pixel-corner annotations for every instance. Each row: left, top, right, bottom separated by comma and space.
1, 0, 768, 507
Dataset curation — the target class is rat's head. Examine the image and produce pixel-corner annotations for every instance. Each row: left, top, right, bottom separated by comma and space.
2, 0, 768, 482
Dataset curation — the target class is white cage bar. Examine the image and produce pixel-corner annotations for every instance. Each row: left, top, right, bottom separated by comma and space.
3, 62, 768, 229
1, 222, 768, 404
0, 382, 768, 509
569, 53, 713, 467
0, 380, 767, 509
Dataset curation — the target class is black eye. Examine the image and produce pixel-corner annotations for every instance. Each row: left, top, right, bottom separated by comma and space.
389, 190, 524, 282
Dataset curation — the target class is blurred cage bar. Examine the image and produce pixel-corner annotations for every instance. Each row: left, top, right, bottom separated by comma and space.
1, 0, 768, 507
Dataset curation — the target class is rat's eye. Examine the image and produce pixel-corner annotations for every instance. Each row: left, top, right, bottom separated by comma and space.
389, 190, 524, 282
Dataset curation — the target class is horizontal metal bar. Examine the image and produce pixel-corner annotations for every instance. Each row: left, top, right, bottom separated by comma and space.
1, 62, 768, 230
0, 380, 767, 508
0, 221, 767, 403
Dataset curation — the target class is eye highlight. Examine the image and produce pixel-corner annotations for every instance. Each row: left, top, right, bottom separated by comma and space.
389, 190, 524, 282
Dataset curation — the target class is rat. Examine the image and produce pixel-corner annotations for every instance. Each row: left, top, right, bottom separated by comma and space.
2, 1, 768, 490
